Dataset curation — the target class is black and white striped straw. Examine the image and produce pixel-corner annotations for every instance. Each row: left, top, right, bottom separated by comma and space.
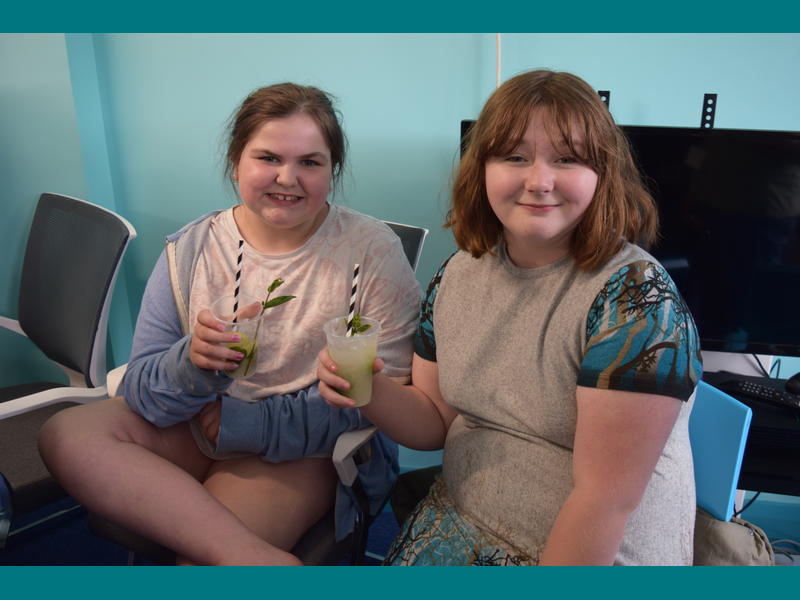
346, 263, 360, 336
232, 239, 244, 323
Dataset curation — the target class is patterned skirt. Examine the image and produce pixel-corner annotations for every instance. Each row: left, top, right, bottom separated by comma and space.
383, 478, 538, 566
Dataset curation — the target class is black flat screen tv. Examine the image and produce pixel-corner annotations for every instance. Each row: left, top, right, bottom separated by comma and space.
461, 120, 800, 357
622, 125, 800, 357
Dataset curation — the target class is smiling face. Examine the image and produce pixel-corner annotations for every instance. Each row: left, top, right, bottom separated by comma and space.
234, 112, 333, 251
484, 109, 599, 268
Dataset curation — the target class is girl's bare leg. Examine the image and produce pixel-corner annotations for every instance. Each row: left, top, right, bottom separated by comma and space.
38, 397, 309, 565
177, 455, 338, 565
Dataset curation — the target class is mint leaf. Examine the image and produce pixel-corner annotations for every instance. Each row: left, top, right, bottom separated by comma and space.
263, 295, 296, 309
262, 278, 294, 310
347, 313, 371, 334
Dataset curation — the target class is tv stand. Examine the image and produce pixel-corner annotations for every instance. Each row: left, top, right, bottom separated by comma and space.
703, 371, 800, 496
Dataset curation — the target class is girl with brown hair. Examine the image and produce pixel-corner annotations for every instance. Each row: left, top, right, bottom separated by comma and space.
319, 70, 702, 565
40, 83, 420, 565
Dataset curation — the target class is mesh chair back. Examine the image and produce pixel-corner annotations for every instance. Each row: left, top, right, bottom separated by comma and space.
17, 194, 134, 388
384, 221, 428, 272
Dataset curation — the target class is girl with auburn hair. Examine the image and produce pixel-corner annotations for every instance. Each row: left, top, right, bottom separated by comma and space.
40, 83, 420, 565
450, 69, 657, 269
318, 69, 702, 565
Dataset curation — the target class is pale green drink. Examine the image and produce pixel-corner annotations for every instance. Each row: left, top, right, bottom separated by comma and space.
211, 294, 262, 380
324, 315, 381, 406
226, 332, 257, 378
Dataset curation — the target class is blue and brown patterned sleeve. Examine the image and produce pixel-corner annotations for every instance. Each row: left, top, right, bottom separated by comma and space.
578, 260, 703, 401
412, 255, 454, 362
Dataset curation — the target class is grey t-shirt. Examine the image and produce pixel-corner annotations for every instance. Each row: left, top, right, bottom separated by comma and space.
415, 243, 702, 565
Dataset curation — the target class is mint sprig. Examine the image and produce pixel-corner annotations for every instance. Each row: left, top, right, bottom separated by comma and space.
237, 278, 295, 377
262, 277, 295, 309
346, 313, 372, 335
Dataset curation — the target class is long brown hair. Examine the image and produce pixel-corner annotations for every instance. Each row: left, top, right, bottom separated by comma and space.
447, 69, 657, 271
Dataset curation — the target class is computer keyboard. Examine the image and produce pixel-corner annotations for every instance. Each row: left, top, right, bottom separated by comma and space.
721, 379, 800, 413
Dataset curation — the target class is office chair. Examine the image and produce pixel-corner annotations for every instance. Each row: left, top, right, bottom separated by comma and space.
0, 193, 136, 548
383, 221, 428, 273
88, 219, 429, 565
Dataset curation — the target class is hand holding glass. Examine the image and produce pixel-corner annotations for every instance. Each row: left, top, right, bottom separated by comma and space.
210, 294, 262, 379
323, 315, 381, 406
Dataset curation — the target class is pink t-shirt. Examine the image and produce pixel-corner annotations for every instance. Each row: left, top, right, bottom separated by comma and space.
189, 205, 421, 401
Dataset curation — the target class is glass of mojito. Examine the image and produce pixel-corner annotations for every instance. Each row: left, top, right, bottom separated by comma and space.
323, 315, 381, 406
210, 293, 262, 379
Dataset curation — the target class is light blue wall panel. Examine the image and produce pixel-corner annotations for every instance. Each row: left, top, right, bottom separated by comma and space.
778, 356, 800, 379
500, 33, 800, 130
0, 34, 87, 385
90, 33, 488, 302
64, 33, 136, 367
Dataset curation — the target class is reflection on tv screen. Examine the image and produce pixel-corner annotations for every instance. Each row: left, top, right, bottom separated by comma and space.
623, 126, 800, 357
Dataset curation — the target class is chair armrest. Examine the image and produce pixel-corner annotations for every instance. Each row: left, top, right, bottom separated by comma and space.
107, 363, 128, 397
332, 426, 378, 487
0, 386, 109, 420
0, 316, 25, 337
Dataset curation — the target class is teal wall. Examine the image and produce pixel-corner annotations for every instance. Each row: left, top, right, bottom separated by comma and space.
501, 34, 800, 130
86, 33, 488, 300
3, 34, 800, 484
0, 34, 88, 384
